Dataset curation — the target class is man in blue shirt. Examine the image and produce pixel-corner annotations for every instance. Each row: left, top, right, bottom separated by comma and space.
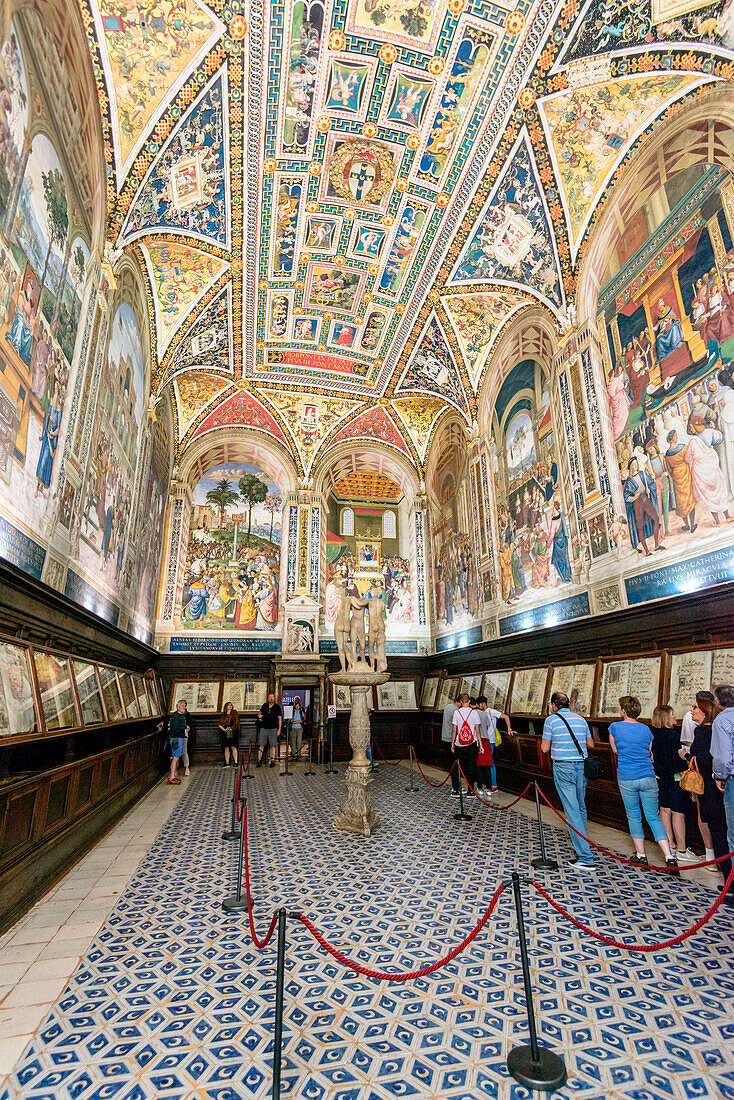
541, 691, 595, 870
712, 683, 734, 859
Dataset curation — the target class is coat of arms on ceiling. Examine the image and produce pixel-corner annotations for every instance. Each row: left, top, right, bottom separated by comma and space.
326, 140, 397, 207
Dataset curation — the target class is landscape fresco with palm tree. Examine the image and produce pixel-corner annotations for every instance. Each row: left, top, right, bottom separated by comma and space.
178, 462, 282, 631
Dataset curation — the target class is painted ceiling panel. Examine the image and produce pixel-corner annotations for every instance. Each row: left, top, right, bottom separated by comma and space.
88, 0, 225, 183
76, 0, 734, 465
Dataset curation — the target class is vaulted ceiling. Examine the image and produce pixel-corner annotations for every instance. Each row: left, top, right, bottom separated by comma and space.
84, 0, 733, 475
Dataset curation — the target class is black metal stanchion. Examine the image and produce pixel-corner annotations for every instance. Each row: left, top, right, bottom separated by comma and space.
405, 745, 419, 792
243, 740, 253, 781
222, 798, 247, 911
325, 717, 337, 774
507, 871, 566, 1092
272, 908, 287, 1100
304, 735, 315, 775
221, 762, 241, 841
281, 721, 292, 777
454, 761, 472, 822
531, 781, 559, 871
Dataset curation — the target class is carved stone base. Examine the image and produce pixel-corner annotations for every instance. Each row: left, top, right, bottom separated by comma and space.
334, 764, 380, 837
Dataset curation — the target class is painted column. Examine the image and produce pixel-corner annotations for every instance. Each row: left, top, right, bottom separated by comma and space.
285, 486, 326, 604
158, 479, 192, 629
412, 496, 430, 628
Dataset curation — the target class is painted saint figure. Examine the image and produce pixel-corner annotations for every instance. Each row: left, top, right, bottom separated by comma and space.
623, 458, 665, 555
653, 298, 684, 363
684, 415, 732, 525
548, 500, 572, 583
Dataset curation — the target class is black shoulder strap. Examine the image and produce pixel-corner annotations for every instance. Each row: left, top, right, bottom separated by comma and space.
555, 711, 584, 760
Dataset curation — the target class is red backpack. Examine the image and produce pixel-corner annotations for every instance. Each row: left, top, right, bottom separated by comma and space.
456, 708, 475, 746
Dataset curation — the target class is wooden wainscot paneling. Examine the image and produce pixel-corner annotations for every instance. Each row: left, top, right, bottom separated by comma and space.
0, 730, 164, 933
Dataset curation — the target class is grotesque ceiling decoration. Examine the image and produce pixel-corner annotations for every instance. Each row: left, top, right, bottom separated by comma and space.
80, 0, 733, 476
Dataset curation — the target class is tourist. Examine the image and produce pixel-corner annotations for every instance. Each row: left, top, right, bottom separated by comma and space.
442, 688, 461, 797
289, 697, 304, 760
257, 692, 282, 767
651, 705, 694, 860
218, 701, 240, 768
540, 691, 595, 871
682, 693, 724, 883
476, 694, 514, 803
609, 696, 678, 872
451, 692, 481, 797
712, 683, 734, 858
167, 700, 189, 786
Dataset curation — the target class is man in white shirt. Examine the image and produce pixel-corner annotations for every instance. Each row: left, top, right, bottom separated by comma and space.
451, 693, 482, 796
441, 690, 462, 796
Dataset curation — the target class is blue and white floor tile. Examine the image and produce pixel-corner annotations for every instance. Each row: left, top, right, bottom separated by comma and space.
1, 763, 733, 1099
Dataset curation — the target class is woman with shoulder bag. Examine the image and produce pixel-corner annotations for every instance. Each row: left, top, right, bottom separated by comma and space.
683, 694, 734, 905
609, 695, 678, 872
651, 705, 692, 860
218, 701, 240, 768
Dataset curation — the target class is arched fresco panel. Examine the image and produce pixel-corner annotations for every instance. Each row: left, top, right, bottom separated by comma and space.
179, 461, 282, 633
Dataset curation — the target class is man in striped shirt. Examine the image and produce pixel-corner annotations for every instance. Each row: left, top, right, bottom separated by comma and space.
541, 691, 595, 870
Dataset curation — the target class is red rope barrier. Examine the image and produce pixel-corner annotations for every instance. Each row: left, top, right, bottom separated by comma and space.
235, 755, 245, 821
535, 783, 734, 871
243, 803, 278, 949
298, 881, 507, 981
373, 739, 404, 766
413, 754, 457, 788
455, 763, 532, 810
532, 865, 734, 951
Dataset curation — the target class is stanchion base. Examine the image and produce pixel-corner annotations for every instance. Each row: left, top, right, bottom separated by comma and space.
405, 784, 419, 792
221, 895, 247, 911
453, 812, 473, 821
243, 774, 253, 781
507, 1044, 566, 1092
221, 830, 241, 841
280, 771, 292, 777
325, 766, 338, 774
304, 769, 316, 775
531, 857, 559, 870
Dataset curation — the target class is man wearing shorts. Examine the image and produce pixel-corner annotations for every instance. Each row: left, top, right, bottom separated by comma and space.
168, 700, 189, 785
257, 693, 282, 767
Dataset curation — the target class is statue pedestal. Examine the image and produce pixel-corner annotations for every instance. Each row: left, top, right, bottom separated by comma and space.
331, 667, 389, 837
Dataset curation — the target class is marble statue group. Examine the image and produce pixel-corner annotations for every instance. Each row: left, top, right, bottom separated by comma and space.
334, 584, 387, 673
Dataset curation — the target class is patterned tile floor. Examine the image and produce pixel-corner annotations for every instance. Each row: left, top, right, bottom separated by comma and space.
1, 761, 733, 1100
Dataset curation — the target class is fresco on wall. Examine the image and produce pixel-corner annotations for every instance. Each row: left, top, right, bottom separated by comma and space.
601, 169, 734, 558
79, 304, 145, 588
281, 0, 324, 153
493, 389, 570, 606
135, 405, 171, 625
432, 444, 479, 629
0, 30, 87, 529
180, 461, 281, 631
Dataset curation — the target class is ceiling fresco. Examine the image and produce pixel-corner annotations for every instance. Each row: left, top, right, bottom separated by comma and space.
78, 0, 734, 474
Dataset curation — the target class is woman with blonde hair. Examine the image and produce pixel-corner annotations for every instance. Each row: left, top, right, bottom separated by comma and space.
609, 696, 678, 872
651, 704, 692, 860
218, 700, 240, 768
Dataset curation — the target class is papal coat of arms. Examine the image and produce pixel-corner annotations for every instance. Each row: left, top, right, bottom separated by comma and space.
327, 141, 396, 206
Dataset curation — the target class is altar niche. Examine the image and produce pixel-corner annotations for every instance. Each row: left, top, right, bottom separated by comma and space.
324, 471, 412, 631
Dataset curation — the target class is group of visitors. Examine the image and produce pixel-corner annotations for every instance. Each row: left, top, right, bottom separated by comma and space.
442, 691, 515, 805
165, 692, 308, 777
542, 684, 734, 905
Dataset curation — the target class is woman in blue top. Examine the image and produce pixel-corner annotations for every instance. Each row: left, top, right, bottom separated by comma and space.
609, 695, 678, 873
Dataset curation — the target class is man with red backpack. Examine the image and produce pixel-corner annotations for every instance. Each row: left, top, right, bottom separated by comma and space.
451, 692, 482, 797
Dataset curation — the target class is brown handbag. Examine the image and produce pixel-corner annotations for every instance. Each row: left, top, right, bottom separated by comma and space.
679, 757, 705, 796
